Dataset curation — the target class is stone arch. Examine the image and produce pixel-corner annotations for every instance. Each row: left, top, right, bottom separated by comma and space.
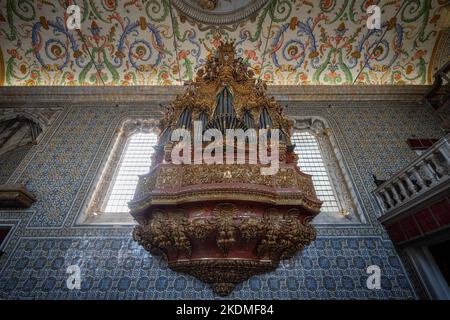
79, 117, 159, 225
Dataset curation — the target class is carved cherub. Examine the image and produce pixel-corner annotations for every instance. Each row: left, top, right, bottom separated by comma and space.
255, 79, 267, 96
203, 54, 215, 80
184, 80, 196, 95
276, 103, 284, 115
159, 104, 175, 129
234, 57, 249, 82
196, 67, 205, 80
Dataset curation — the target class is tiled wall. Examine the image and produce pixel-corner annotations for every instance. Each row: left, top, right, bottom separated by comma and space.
0, 102, 444, 299
0, 145, 32, 184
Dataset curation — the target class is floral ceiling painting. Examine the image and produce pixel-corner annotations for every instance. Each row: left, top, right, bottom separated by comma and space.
0, 0, 448, 86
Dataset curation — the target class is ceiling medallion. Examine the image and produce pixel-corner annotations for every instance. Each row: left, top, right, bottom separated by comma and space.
171, 0, 269, 27
129, 42, 322, 296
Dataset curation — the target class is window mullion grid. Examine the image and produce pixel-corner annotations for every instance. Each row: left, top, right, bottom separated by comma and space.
103, 132, 157, 213
292, 131, 340, 213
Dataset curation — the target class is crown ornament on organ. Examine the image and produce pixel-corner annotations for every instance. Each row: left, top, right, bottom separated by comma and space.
157, 41, 293, 145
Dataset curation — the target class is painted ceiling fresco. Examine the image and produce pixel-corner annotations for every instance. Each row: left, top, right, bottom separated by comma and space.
0, 0, 448, 86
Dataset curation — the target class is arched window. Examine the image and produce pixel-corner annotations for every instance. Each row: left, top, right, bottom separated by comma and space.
292, 117, 364, 224
292, 131, 340, 212
82, 119, 158, 224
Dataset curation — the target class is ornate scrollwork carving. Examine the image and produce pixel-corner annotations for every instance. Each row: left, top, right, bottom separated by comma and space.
134, 205, 317, 258
169, 259, 277, 297
155, 167, 180, 189
182, 164, 273, 187
212, 203, 238, 254
133, 202, 317, 295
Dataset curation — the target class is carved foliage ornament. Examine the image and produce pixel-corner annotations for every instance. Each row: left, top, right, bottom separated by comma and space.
133, 203, 316, 296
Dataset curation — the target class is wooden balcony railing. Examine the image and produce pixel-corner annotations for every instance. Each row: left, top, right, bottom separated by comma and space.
373, 134, 450, 216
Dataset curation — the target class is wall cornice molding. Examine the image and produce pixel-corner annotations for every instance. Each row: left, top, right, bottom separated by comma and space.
0, 85, 431, 107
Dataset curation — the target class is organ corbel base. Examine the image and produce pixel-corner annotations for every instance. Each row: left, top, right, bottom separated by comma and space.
169, 259, 278, 296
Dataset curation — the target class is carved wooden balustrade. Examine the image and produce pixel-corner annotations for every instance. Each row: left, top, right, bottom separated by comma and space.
373, 134, 450, 216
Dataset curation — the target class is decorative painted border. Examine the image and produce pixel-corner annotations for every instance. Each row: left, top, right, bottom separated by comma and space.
171, 0, 269, 26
